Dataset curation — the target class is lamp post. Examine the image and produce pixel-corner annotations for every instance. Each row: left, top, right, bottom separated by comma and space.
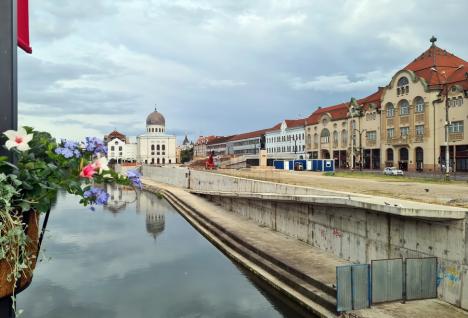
354, 128, 367, 171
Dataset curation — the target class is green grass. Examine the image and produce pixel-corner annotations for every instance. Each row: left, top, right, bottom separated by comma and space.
327, 171, 457, 184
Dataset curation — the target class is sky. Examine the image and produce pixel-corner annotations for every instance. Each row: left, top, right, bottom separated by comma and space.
18, 0, 468, 143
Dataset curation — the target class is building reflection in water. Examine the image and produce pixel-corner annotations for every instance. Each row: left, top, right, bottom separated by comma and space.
103, 185, 137, 214
137, 191, 168, 240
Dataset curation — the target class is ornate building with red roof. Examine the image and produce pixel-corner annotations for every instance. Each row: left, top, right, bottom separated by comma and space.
305, 37, 468, 172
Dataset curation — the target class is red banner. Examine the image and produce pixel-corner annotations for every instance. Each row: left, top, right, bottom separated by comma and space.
17, 0, 32, 54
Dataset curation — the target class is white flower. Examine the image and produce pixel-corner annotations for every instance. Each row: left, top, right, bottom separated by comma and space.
3, 127, 33, 151
92, 156, 109, 174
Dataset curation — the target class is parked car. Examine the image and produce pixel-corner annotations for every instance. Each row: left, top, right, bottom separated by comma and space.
383, 167, 404, 176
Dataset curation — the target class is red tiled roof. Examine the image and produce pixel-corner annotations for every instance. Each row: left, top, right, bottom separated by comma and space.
195, 135, 219, 145
306, 102, 349, 125
206, 135, 234, 145
356, 87, 384, 110
404, 45, 467, 87
229, 128, 269, 141
265, 118, 307, 133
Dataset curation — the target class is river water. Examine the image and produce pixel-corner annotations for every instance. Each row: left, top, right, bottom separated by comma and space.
18, 189, 310, 318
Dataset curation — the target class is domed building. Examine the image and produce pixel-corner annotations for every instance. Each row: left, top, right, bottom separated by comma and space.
136, 108, 177, 165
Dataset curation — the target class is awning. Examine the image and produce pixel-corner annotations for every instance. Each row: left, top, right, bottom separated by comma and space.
17, 0, 32, 54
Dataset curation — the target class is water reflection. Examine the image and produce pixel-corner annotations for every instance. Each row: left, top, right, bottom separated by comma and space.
103, 185, 137, 214
18, 188, 311, 318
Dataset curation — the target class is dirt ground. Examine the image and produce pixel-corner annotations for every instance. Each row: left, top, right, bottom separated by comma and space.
212, 168, 468, 208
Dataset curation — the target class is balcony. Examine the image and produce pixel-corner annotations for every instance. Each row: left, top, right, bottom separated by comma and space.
386, 135, 410, 146
366, 140, 377, 147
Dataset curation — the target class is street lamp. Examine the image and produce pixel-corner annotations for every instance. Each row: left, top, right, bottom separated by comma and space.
354, 128, 367, 171
431, 64, 464, 181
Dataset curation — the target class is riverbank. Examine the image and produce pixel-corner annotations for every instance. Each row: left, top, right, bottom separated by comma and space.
142, 177, 468, 318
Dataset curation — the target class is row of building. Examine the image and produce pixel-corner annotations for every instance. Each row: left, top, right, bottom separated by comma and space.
194, 38, 468, 172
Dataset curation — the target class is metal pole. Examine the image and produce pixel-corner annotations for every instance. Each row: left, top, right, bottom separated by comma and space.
445, 85, 450, 181
350, 112, 354, 170
0, 0, 18, 140
0, 0, 17, 315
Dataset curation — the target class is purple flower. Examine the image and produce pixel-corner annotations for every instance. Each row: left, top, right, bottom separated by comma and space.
55, 140, 81, 158
84, 137, 107, 155
127, 169, 143, 189
83, 187, 109, 207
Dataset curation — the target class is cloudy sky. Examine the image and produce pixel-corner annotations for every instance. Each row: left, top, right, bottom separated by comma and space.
18, 0, 468, 142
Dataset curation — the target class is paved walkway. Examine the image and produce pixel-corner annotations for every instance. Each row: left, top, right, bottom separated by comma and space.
214, 169, 468, 208
142, 178, 468, 318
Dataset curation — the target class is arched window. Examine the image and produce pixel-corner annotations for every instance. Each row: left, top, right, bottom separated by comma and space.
399, 99, 409, 115
151, 145, 155, 151
157, 158, 160, 164
162, 158, 165, 164
458, 96, 464, 106
386, 103, 395, 117
397, 76, 409, 95
156, 145, 160, 151
320, 129, 330, 144
386, 148, 394, 162
341, 129, 347, 146
162, 145, 165, 150
414, 96, 424, 113
313, 133, 318, 146
333, 131, 338, 144
307, 134, 311, 146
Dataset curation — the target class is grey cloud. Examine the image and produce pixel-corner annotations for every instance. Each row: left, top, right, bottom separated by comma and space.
19, 0, 468, 140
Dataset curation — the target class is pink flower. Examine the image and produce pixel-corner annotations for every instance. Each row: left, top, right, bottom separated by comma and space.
80, 164, 96, 179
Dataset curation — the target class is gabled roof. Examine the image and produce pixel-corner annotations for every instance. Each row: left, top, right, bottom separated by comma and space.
404, 44, 467, 87
305, 88, 383, 125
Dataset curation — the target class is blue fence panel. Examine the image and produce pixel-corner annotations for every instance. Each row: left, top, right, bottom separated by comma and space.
273, 160, 284, 170
336, 264, 370, 312
406, 257, 437, 300
323, 159, 335, 172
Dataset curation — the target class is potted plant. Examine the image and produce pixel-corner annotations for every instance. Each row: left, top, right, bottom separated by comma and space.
0, 127, 142, 307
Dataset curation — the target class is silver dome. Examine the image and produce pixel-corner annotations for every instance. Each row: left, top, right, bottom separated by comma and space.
146, 110, 165, 126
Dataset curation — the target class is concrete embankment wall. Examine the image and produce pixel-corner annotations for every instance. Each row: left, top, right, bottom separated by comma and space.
141, 165, 468, 310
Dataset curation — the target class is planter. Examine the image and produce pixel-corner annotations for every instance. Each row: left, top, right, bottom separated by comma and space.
0, 211, 40, 298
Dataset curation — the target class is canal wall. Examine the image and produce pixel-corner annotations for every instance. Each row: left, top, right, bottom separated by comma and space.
141, 165, 468, 310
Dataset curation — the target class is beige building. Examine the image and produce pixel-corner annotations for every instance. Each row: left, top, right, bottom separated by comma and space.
306, 38, 468, 172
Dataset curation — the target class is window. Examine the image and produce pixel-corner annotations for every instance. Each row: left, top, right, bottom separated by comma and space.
320, 129, 330, 144
333, 131, 338, 144
400, 127, 409, 136
387, 128, 394, 139
313, 133, 318, 145
458, 97, 464, 106
151, 145, 155, 151
162, 145, 166, 150
399, 100, 409, 115
449, 121, 464, 133
367, 131, 377, 141
156, 145, 160, 150
119, 146, 122, 151
397, 77, 409, 95
341, 129, 347, 145
386, 103, 395, 118
111, 146, 115, 151
416, 125, 424, 135
415, 97, 424, 113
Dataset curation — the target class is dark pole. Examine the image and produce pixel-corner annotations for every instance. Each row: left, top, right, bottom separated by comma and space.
0, 0, 17, 316
0, 0, 18, 138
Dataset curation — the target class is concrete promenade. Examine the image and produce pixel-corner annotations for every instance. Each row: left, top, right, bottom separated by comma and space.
142, 177, 468, 318
214, 168, 468, 208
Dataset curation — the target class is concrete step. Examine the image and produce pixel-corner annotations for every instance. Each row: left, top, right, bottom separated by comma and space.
160, 188, 338, 315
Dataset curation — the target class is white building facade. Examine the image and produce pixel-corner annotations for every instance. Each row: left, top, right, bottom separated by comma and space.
137, 109, 177, 165
266, 119, 306, 160
108, 138, 137, 163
